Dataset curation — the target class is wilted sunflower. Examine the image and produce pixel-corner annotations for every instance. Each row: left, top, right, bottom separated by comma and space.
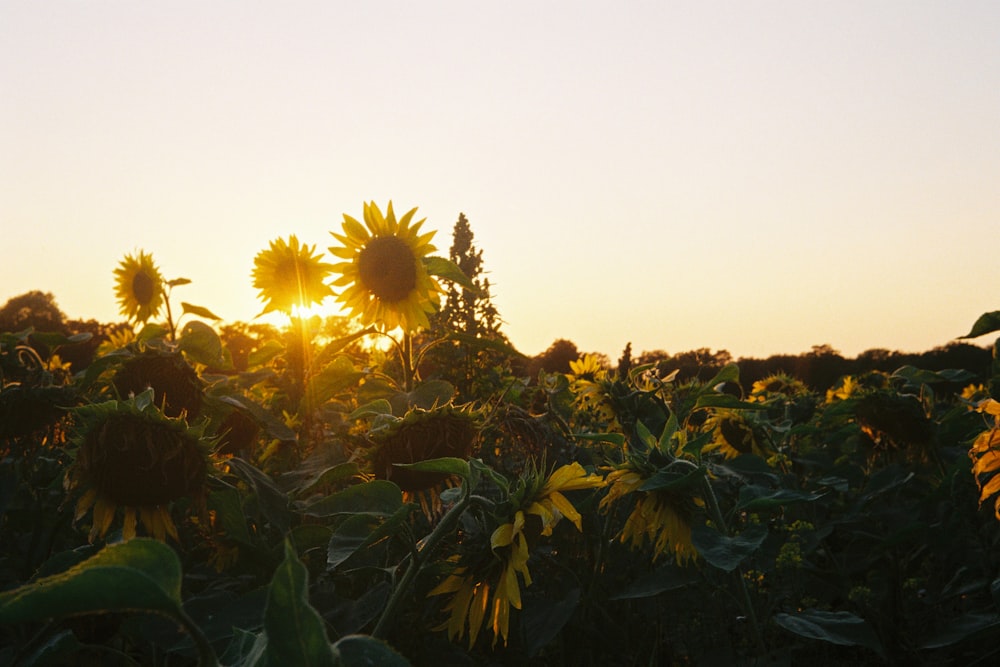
114, 250, 164, 324
369, 404, 479, 517
429, 462, 604, 647
330, 201, 442, 332
600, 467, 699, 565
252, 235, 334, 316
67, 390, 212, 542
112, 349, 204, 419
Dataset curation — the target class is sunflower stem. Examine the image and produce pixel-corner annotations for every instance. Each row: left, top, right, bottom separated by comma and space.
372, 489, 488, 640
175, 607, 219, 667
402, 332, 415, 392
701, 475, 767, 656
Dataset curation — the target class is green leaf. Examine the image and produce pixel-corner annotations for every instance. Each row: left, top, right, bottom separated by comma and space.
304, 480, 403, 518
227, 457, 294, 533
704, 363, 740, 389
960, 311, 1000, 339
303, 356, 363, 412
248, 339, 285, 367
639, 467, 705, 493
219, 395, 297, 443
167, 277, 192, 287
609, 565, 698, 600
690, 523, 768, 572
136, 323, 170, 343
395, 380, 455, 412
574, 432, 626, 448
332, 634, 410, 667
521, 588, 581, 657
774, 609, 885, 657
326, 504, 415, 570
349, 399, 394, 421
27, 331, 93, 348
423, 256, 478, 293
921, 612, 1000, 649
178, 320, 226, 367
265, 541, 336, 667
181, 301, 222, 321
392, 457, 470, 482
297, 462, 362, 496
0, 539, 182, 623
209, 487, 253, 544
693, 393, 768, 411
220, 627, 269, 666
736, 485, 825, 511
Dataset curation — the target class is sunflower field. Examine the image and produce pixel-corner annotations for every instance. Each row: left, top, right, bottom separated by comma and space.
3, 201, 1000, 666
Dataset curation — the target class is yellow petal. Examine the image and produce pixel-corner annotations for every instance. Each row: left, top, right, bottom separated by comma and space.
467, 582, 490, 648
122, 507, 137, 541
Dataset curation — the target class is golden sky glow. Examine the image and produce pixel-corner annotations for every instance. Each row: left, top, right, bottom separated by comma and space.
2, 2, 999, 359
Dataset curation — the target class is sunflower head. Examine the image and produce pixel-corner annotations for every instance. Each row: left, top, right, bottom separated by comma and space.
369, 404, 480, 492
252, 235, 334, 316
114, 250, 164, 324
703, 410, 769, 459
330, 201, 442, 332
112, 349, 204, 419
68, 390, 212, 542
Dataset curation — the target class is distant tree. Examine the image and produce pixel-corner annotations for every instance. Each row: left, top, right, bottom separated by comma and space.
0, 291, 67, 334
422, 213, 521, 400
528, 339, 581, 376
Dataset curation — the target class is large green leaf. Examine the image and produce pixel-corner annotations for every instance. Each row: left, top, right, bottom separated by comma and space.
423, 256, 478, 292
960, 311, 1000, 339
392, 457, 470, 482
219, 395, 297, 443
920, 611, 1000, 649
227, 457, 294, 534
736, 485, 825, 511
265, 541, 336, 667
178, 320, 227, 367
609, 564, 698, 600
304, 480, 403, 518
302, 356, 363, 412
690, 524, 767, 572
0, 539, 182, 623
326, 504, 415, 570
332, 634, 410, 666
181, 301, 222, 321
774, 609, 884, 657
639, 466, 705, 493
521, 589, 581, 657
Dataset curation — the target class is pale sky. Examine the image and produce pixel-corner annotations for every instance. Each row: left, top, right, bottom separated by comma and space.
2, 1, 999, 360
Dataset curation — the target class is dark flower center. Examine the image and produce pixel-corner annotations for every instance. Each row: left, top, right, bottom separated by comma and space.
720, 419, 755, 454
358, 236, 417, 302
132, 270, 156, 306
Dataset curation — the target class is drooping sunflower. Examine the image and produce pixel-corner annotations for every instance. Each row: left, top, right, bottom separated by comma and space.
600, 466, 700, 565
67, 389, 213, 542
112, 348, 204, 419
114, 250, 164, 324
329, 201, 442, 332
702, 410, 770, 459
429, 462, 604, 647
368, 403, 480, 517
252, 235, 334, 316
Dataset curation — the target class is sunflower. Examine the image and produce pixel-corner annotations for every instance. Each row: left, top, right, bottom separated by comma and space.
600, 467, 699, 565
252, 235, 334, 316
567, 354, 617, 425
114, 250, 164, 324
749, 373, 808, 401
429, 462, 603, 647
329, 201, 442, 332
112, 349, 204, 419
702, 410, 770, 459
67, 389, 212, 542
368, 404, 480, 517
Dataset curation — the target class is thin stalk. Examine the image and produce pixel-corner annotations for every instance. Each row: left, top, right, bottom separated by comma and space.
700, 476, 767, 655
175, 607, 219, 667
372, 492, 491, 639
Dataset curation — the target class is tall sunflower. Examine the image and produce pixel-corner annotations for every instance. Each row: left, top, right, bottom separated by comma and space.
114, 250, 164, 324
329, 201, 441, 332
252, 235, 334, 316
66, 390, 212, 542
